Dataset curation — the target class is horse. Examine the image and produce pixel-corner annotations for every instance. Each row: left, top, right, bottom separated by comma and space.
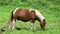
8, 8, 46, 30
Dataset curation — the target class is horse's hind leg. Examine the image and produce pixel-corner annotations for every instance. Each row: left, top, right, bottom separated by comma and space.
11, 19, 16, 30
8, 18, 16, 30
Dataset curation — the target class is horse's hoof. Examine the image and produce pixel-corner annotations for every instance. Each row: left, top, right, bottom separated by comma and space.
15, 27, 21, 30
1, 29, 5, 32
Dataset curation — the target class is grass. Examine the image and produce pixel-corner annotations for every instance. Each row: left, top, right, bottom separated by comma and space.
0, 0, 60, 34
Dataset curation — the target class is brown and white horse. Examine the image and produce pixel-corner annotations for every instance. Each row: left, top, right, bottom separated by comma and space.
8, 8, 46, 30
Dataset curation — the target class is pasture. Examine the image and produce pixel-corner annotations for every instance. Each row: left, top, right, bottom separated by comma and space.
0, 0, 60, 34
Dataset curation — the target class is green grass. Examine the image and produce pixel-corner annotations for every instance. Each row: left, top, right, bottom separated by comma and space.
0, 0, 60, 34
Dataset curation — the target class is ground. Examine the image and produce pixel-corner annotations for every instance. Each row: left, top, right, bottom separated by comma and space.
0, 0, 60, 34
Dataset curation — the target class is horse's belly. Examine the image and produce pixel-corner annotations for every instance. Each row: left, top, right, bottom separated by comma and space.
16, 11, 31, 22
20, 16, 31, 21
17, 17, 31, 22
21, 19, 31, 22
17, 14, 31, 22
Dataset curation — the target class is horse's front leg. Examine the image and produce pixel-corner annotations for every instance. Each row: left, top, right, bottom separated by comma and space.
31, 20, 35, 31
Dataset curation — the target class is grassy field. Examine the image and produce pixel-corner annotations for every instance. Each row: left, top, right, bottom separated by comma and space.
0, 0, 60, 34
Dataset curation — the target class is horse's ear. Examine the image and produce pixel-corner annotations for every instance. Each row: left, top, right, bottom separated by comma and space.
43, 19, 46, 24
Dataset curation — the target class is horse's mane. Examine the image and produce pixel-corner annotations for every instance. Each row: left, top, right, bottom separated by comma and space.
34, 10, 45, 21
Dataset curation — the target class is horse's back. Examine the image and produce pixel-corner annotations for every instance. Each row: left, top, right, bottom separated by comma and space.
14, 8, 31, 21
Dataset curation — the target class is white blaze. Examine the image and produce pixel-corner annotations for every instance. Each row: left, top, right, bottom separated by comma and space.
35, 10, 45, 21
13, 8, 19, 14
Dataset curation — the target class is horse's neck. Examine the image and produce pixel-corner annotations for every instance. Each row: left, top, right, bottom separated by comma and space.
29, 9, 45, 21
35, 10, 45, 21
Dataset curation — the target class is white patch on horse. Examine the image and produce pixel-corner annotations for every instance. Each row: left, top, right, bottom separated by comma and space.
35, 10, 45, 21
11, 19, 15, 30
29, 9, 34, 12
13, 8, 19, 14
31, 23, 34, 30
13, 19, 15, 24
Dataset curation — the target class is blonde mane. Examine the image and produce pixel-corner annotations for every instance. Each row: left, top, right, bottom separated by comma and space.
34, 10, 45, 21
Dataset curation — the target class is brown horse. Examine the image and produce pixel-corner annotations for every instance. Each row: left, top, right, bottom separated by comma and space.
8, 8, 46, 30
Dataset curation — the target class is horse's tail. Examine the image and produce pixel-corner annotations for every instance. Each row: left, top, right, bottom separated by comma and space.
10, 10, 14, 21
11, 10, 14, 20
11, 8, 19, 19
8, 10, 14, 24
